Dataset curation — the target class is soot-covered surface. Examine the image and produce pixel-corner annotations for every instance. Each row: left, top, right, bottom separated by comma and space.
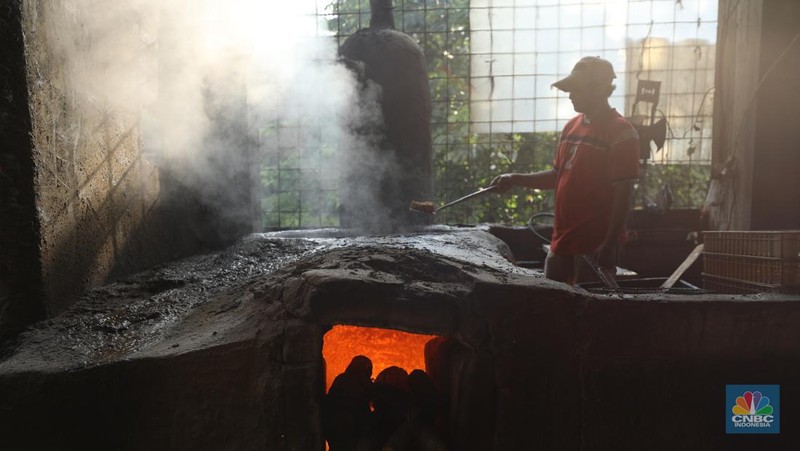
1, 226, 527, 371
0, 237, 321, 370
0, 226, 549, 450
2, 227, 800, 451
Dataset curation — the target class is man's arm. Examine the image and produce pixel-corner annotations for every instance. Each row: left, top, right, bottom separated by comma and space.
489, 169, 558, 193
597, 180, 634, 267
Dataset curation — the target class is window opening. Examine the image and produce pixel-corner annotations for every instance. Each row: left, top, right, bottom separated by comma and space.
259, 0, 718, 230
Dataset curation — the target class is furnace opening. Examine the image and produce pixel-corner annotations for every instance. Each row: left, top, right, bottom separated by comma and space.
322, 325, 437, 392
321, 324, 458, 451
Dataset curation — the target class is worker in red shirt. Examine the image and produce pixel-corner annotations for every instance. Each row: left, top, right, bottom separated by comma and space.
490, 56, 640, 284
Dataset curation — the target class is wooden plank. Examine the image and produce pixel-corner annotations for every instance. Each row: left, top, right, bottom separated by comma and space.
661, 243, 705, 289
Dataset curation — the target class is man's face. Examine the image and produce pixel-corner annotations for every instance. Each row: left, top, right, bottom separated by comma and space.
568, 82, 606, 113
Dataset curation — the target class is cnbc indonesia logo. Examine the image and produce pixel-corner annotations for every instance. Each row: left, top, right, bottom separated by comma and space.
726, 385, 780, 434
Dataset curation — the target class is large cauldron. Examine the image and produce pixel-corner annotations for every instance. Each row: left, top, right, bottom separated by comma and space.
338, 0, 433, 232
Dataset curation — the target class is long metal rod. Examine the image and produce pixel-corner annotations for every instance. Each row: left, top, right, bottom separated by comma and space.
435, 185, 498, 213
581, 254, 620, 289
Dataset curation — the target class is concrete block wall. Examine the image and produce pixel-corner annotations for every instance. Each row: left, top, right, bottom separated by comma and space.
0, 0, 45, 341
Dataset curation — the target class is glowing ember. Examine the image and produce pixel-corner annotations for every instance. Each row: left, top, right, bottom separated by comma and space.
409, 200, 436, 214
323, 325, 437, 392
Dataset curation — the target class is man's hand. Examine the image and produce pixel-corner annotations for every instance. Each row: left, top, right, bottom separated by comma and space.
489, 173, 516, 193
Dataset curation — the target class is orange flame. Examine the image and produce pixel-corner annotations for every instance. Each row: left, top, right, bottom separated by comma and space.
323, 325, 437, 392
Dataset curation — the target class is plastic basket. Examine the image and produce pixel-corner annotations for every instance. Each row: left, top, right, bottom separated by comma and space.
576, 277, 706, 295
702, 252, 800, 286
702, 230, 800, 259
703, 274, 800, 295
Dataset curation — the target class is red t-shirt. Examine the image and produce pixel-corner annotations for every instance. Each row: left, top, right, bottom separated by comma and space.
550, 109, 640, 255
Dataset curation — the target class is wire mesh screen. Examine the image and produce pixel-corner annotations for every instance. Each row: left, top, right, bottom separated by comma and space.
258, 120, 341, 229
258, 0, 717, 230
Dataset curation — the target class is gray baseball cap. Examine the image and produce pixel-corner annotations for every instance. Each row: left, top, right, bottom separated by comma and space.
552, 56, 616, 92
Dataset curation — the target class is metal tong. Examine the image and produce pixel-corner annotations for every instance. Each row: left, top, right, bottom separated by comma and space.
412, 185, 499, 214
581, 254, 619, 289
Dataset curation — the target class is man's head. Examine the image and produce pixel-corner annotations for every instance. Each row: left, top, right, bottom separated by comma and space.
552, 56, 616, 114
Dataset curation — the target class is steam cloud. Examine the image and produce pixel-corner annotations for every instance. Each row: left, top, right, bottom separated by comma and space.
43, 0, 393, 233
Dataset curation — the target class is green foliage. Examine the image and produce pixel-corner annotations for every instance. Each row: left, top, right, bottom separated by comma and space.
432, 131, 557, 225
637, 163, 710, 209
375, 0, 557, 226
259, 123, 341, 229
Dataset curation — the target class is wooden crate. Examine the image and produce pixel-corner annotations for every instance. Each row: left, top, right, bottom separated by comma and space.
703, 274, 800, 295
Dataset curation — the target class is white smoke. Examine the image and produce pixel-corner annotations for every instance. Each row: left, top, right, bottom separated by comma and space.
42, 0, 390, 231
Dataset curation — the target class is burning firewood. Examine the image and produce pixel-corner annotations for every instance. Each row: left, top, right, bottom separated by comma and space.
409, 200, 436, 214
